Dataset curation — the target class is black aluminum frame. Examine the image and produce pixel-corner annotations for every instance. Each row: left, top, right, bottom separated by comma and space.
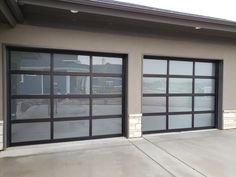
142, 56, 219, 134
7, 46, 128, 147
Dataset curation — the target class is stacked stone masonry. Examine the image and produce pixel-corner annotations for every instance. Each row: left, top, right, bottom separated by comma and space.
128, 114, 142, 138
0, 121, 3, 150
223, 110, 236, 129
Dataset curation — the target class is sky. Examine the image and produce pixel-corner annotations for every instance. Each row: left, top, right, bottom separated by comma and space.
117, 0, 236, 22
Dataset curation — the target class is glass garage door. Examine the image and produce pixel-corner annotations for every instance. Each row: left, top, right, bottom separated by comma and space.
142, 57, 217, 133
8, 47, 126, 146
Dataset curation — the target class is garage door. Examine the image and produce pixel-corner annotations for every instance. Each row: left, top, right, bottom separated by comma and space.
8, 47, 126, 146
142, 56, 218, 133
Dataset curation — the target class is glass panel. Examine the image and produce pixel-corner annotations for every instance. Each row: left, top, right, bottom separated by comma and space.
143, 77, 166, 94
11, 122, 50, 143
54, 98, 89, 118
11, 99, 50, 120
195, 79, 215, 93
54, 120, 89, 139
169, 78, 192, 93
54, 54, 90, 72
194, 113, 215, 127
169, 97, 192, 112
143, 59, 167, 74
54, 76, 90, 95
92, 98, 122, 116
169, 61, 193, 75
92, 118, 122, 136
92, 77, 122, 94
11, 74, 50, 95
93, 56, 122, 74
195, 62, 215, 76
142, 97, 166, 113
194, 96, 215, 111
142, 116, 166, 131
169, 114, 192, 129
10, 51, 50, 71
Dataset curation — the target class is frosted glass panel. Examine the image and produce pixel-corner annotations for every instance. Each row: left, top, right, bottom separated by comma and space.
92, 118, 122, 135
169, 78, 192, 93
169, 97, 192, 112
195, 62, 215, 76
195, 96, 215, 111
194, 113, 215, 127
143, 59, 167, 74
169, 61, 193, 75
169, 114, 192, 129
142, 116, 166, 131
143, 77, 166, 93
142, 97, 166, 113
195, 79, 215, 93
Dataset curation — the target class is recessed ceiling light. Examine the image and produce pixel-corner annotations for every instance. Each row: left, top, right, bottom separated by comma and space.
70, 10, 79, 13
195, 27, 201, 30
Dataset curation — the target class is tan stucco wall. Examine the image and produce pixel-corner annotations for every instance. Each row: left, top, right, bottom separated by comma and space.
0, 24, 236, 122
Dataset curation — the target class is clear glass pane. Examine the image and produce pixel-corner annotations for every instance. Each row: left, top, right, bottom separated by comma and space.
169, 114, 192, 129
54, 98, 89, 118
54, 76, 90, 95
92, 98, 122, 116
195, 79, 215, 93
143, 77, 166, 94
54, 120, 89, 139
11, 74, 50, 95
169, 97, 192, 112
93, 56, 122, 74
143, 59, 167, 74
169, 78, 192, 93
92, 118, 122, 136
11, 122, 50, 143
54, 54, 90, 72
194, 113, 215, 127
92, 77, 122, 94
194, 96, 215, 111
142, 116, 166, 131
10, 51, 50, 71
11, 99, 50, 120
195, 62, 215, 76
142, 97, 166, 113
169, 61, 193, 75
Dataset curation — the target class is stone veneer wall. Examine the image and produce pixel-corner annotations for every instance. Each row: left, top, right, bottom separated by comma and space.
223, 110, 236, 129
0, 120, 3, 150
128, 114, 142, 138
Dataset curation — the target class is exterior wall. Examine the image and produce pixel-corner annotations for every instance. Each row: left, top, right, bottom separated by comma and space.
0, 120, 3, 150
223, 110, 236, 129
0, 24, 236, 147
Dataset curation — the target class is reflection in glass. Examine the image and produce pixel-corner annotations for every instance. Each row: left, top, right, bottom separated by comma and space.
169, 78, 192, 93
54, 54, 90, 72
92, 77, 122, 94
143, 77, 166, 93
54, 76, 89, 95
142, 97, 166, 113
194, 113, 215, 127
11, 74, 50, 95
11, 122, 50, 142
10, 51, 50, 71
92, 118, 122, 135
92, 56, 122, 73
142, 116, 166, 131
54, 120, 89, 139
11, 99, 50, 120
169, 97, 192, 112
195, 62, 215, 76
54, 98, 89, 118
92, 98, 122, 116
169, 114, 192, 129
143, 59, 167, 74
195, 79, 215, 93
169, 61, 193, 75
194, 96, 215, 111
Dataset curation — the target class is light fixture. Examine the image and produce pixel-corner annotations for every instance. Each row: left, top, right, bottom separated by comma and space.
195, 27, 201, 30
70, 10, 79, 14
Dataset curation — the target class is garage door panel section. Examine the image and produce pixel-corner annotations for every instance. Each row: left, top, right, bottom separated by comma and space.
8, 47, 126, 146
142, 57, 217, 133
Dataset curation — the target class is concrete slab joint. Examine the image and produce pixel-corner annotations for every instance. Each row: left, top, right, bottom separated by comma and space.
0, 120, 3, 151
223, 110, 236, 129
128, 114, 142, 138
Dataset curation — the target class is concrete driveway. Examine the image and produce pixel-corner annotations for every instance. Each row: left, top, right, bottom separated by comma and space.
1, 130, 236, 177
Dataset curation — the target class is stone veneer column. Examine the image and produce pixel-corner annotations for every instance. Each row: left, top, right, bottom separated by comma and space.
223, 110, 236, 129
128, 114, 142, 138
0, 120, 3, 150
